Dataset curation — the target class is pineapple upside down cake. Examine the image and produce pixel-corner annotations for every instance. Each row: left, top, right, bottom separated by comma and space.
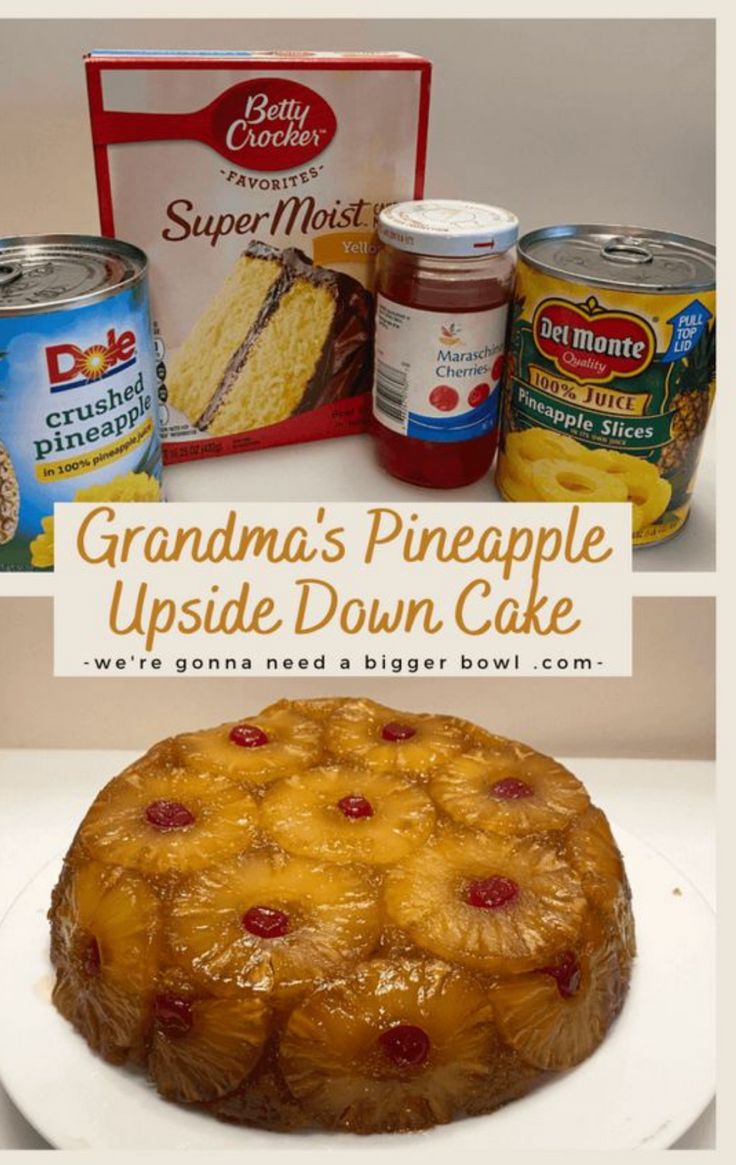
49, 698, 635, 1134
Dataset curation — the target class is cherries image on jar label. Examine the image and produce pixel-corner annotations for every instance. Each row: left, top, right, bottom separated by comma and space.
492, 353, 505, 381
428, 384, 459, 412
468, 382, 490, 408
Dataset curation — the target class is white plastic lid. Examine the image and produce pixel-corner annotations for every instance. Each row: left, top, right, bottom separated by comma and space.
378, 199, 519, 258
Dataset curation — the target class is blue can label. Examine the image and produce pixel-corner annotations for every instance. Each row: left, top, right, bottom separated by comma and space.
0, 281, 162, 570
372, 296, 509, 443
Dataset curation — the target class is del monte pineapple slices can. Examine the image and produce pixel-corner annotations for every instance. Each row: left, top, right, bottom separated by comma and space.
0, 235, 163, 570
496, 225, 716, 546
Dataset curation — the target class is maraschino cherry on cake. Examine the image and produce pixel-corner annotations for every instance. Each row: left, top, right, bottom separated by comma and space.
49, 697, 635, 1134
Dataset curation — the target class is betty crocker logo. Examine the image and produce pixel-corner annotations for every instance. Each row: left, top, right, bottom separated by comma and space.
532, 296, 656, 384
210, 78, 337, 171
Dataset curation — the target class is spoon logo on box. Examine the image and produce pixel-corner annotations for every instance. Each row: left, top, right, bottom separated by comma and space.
45, 328, 137, 393
211, 78, 338, 171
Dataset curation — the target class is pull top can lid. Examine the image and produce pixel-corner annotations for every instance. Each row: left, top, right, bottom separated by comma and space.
519, 224, 715, 292
0, 234, 147, 316
378, 200, 519, 259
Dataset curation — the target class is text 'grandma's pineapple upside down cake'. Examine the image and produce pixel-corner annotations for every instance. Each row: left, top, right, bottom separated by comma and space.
49, 698, 635, 1135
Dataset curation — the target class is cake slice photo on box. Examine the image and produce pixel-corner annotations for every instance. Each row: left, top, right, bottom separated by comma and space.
169, 242, 373, 436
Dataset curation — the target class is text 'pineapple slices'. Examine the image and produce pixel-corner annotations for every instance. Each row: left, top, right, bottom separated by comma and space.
78, 763, 259, 876
50, 861, 161, 1063
384, 832, 586, 975
148, 987, 270, 1104
430, 748, 589, 836
326, 698, 467, 775
261, 765, 436, 865
491, 915, 628, 1071
177, 702, 323, 784
167, 852, 379, 997
280, 958, 501, 1133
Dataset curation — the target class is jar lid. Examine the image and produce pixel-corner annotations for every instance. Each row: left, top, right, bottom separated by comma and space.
378, 200, 519, 258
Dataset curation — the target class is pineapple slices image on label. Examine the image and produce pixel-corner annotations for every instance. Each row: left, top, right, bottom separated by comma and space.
0, 440, 20, 546
167, 852, 380, 998
49, 861, 162, 1065
148, 984, 270, 1104
384, 831, 587, 975
499, 429, 673, 536
280, 958, 524, 1134
77, 759, 259, 876
326, 698, 469, 775
178, 702, 322, 783
261, 766, 436, 865
430, 749, 590, 835
48, 697, 635, 1134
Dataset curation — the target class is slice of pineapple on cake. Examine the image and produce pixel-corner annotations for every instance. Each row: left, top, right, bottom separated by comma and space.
78, 766, 259, 876
325, 698, 468, 776
280, 958, 501, 1133
209, 1056, 308, 1131
167, 851, 379, 998
491, 914, 628, 1070
261, 765, 436, 866
50, 860, 161, 1064
384, 830, 586, 975
430, 748, 589, 836
178, 702, 322, 785
168, 248, 283, 427
148, 977, 270, 1104
566, 807, 636, 962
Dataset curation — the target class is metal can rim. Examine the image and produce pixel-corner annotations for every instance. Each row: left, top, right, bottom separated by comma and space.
0, 233, 149, 316
518, 223, 715, 293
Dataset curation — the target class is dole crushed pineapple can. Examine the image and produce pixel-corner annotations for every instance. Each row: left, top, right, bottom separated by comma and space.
0, 235, 163, 570
496, 225, 716, 546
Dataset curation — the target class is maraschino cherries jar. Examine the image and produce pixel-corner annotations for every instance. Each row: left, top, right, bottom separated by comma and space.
372, 199, 518, 488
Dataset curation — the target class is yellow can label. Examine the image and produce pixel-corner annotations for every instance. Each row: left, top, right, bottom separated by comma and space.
496, 260, 716, 547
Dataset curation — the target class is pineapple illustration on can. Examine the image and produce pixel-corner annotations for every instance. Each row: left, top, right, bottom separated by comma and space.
496, 225, 715, 546
0, 234, 163, 570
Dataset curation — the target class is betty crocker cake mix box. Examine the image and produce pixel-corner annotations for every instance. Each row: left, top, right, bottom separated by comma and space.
84, 51, 431, 464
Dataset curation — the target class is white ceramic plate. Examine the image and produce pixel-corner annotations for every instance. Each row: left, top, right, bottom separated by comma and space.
0, 827, 715, 1153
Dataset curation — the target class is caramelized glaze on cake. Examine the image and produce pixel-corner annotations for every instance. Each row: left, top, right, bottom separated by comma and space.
49, 698, 634, 1134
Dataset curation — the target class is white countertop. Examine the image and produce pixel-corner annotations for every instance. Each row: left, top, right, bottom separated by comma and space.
0, 750, 715, 1151
163, 425, 716, 576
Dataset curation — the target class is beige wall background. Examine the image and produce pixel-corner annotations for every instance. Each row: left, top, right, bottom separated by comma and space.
0, 597, 714, 759
0, 19, 714, 242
